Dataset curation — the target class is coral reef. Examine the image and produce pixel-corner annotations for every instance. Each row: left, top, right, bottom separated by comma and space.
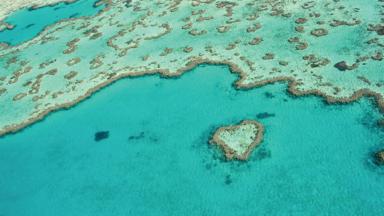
0, 0, 76, 22
211, 120, 264, 160
0, 0, 383, 136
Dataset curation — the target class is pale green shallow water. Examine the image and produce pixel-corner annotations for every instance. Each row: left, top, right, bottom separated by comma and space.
0, 64, 383, 215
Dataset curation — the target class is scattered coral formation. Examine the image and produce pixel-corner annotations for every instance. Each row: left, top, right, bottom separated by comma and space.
0, 0, 76, 22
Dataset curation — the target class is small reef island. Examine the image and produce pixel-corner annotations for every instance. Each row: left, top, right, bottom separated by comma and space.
211, 120, 264, 160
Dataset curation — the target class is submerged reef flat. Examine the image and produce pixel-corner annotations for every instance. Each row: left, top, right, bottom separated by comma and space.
0, 0, 76, 22
0, 0, 384, 136
211, 120, 264, 160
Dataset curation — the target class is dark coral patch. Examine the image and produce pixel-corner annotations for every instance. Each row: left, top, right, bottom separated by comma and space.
334, 61, 357, 71
375, 26, 384, 36
256, 112, 276, 119
69, 13, 80, 18
374, 150, 384, 166
224, 174, 233, 185
128, 131, 145, 140
377, 119, 384, 128
25, 24, 35, 29
334, 61, 348, 71
94, 131, 109, 142
254, 148, 271, 161
264, 92, 275, 98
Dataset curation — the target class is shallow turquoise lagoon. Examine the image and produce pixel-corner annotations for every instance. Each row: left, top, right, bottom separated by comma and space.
0, 65, 383, 215
0, 0, 105, 46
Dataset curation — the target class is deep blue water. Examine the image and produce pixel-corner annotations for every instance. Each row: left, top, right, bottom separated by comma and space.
0, 65, 383, 215
0, 0, 105, 46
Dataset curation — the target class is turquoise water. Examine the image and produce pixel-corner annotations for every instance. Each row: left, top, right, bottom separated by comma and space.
0, 0, 105, 46
0, 65, 383, 215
